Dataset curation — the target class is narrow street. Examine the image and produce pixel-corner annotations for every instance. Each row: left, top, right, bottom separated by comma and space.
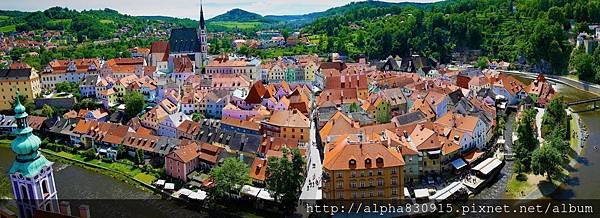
299, 105, 322, 200
474, 113, 516, 199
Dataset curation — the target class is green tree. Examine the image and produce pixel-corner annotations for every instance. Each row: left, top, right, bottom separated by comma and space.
475, 56, 490, 69
135, 148, 145, 165
531, 144, 563, 181
82, 148, 97, 160
497, 116, 506, 136
192, 113, 205, 122
348, 102, 360, 113
73, 98, 102, 111
265, 148, 305, 213
124, 91, 146, 119
116, 143, 126, 159
514, 109, 539, 173
541, 97, 567, 137
0, 170, 11, 199
208, 157, 250, 200
55, 81, 81, 99
41, 104, 55, 118
572, 51, 595, 82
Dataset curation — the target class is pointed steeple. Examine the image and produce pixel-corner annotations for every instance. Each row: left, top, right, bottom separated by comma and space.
199, 1, 206, 30
9, 92, 51, 177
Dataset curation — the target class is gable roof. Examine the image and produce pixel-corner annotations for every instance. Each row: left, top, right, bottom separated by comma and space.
169, 28, 200, 53
323, 139, 404, 171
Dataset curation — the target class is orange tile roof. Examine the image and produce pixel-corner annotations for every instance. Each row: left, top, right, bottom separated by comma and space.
249, 158, 268, 182
221, 117, 260, 131
435, 112, 479, 133
170, 142, 200, 163
266, 109, 310, 128
323, 139, 404, 171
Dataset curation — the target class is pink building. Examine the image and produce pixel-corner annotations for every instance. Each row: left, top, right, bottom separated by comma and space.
165, 143, 200, 182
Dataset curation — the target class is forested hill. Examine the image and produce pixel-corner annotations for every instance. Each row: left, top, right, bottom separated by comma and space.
266, 0, 439, 26
304, 0, 600, 74
0, 7, 146, 40
208, 8, 275, 23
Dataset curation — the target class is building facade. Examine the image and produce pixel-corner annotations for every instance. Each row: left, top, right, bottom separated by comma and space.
0, 68, 42, 111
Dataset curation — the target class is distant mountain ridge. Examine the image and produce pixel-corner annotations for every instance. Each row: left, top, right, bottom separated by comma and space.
208, 8, 275, 23
205, 1, 441, 26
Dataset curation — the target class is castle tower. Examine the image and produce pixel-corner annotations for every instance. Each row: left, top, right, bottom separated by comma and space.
198, 2, 208, 69
8, 92, 59, 218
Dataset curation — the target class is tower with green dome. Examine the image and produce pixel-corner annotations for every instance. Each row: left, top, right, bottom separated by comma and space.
8, 92, 59, 218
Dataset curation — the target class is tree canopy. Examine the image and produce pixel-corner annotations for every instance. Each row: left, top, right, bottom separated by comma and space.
514, 108, 539, 173
265, 147, 305, 213
209, 157, 251, 200
531, 143, 563, 181
124, 91, 146, 119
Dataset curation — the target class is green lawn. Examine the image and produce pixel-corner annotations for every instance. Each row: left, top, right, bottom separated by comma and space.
570, 117, 578, 151
0, 25, 16, 33
0, 15, 10, 21
45, 149, 156, 185
134, 173, 156, 184
209, 21, 263, 30
506, 174, 531, 198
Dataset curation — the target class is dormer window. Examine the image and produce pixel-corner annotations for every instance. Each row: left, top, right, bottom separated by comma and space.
376, 157, 383, 165
349, 159, 356, 168
365, 158, 371, 166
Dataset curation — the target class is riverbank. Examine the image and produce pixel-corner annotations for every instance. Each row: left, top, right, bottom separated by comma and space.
40, 149, 158, 193
506, 109, 587, 199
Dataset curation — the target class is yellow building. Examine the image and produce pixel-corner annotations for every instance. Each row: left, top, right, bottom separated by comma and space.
323, 137, 405, 200
261, 109, 310, 143
303, 60, 318, 81
0, 68, 41, 110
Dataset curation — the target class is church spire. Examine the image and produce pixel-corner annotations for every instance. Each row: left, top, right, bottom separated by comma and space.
9, 91, 59, 217
199, 0, 206, 30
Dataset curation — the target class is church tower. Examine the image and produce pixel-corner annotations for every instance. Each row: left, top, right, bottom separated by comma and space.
198, 2, 208, 70
8, 92, 59, 218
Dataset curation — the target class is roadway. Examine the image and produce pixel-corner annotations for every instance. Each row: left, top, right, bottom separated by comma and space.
502, 70, 600, 96
299, 98, 322, 200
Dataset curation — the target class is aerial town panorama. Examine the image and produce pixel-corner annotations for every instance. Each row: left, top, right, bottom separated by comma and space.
1, 0, 600, 217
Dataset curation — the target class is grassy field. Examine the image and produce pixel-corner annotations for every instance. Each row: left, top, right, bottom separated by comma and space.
506, 174, 531, 198
0, 15, 10, 21
570, 116, 578, 150
0, 25, 16, 33
46, 150, 157, 185
209, 21, 263, 30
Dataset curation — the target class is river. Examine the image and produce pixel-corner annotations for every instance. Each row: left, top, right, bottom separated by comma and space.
0, 147, 208, 217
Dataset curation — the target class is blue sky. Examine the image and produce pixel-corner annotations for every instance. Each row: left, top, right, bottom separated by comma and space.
0, 0, 442, 20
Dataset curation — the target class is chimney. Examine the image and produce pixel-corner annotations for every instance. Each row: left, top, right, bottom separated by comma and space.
59, 201, 71, 216
403, 130, 409, 139
79, 205, 90, 218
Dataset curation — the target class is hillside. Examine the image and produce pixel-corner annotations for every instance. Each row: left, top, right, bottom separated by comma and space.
266, 0, 437, 25
208, 8, 274, 23
0, 7, 146, 40
302, 0, 600, 75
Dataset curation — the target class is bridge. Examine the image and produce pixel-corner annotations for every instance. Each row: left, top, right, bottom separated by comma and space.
568, 97, 600, 113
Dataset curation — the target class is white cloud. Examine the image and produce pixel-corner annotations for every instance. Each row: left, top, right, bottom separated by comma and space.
0, 0, 443, 19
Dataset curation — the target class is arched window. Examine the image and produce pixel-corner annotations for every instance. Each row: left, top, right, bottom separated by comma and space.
42, 180, 50, 197
20, 185, 29, 201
